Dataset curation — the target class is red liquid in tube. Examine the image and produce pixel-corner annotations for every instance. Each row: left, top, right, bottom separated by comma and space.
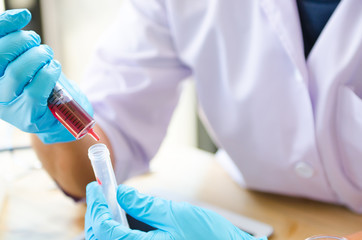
48, 82, 99, 141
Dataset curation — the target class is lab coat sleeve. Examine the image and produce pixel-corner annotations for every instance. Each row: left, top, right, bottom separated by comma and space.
81, 0, 191, 183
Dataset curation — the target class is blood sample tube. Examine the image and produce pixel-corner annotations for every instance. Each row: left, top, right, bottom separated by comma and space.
47, 82, 99, 141
88, 143, 129, 227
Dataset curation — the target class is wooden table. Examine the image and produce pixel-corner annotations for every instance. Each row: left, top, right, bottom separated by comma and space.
126, 144, 362, 240
0, 145, 361, 239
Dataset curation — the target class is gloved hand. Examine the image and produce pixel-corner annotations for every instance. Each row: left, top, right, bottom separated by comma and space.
0, 9, 92, 144
85, 182, 268, 240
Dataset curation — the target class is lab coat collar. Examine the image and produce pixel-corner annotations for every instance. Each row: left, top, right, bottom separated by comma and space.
259, 0, 362, 85
259, 0, 308, 81
307, 0, 362, 83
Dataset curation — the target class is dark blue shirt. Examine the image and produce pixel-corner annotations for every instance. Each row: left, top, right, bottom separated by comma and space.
296, 0, 341, 57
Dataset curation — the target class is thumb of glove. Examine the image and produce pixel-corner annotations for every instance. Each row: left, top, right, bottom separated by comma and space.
116, 184, 176, 231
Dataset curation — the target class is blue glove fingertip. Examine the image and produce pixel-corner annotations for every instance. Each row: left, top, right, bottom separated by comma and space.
86, 181, 102, 199
28, 59, 61, 95
53, 59, 61, 68
0, 8, 30, 14
0, 9, 32, 36
48, 58, 61, 70
28, 30, 41, 45
86, 181, 99, 191
117, 184, 135, 195
38, 59, 62, 84
0, 9, 31, 19
116, 184, 137, 203
40, 44, 55, 58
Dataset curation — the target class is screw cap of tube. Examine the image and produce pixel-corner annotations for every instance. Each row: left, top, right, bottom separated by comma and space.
88, 143, 109, 162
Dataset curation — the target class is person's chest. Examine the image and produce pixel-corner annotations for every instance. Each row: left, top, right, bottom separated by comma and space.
166, 0, 362, 211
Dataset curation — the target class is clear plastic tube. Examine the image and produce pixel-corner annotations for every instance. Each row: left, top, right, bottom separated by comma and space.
88, 143, 129, 227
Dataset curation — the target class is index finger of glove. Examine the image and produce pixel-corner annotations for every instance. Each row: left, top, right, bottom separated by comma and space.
0, 30, 41, 76
0, 9, 31, 37
0, 45, 55, 103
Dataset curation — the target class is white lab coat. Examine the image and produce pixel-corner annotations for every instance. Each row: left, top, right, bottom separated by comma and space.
82, 0, 362, 212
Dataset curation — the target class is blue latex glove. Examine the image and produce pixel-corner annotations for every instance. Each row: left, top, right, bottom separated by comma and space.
0, 9, 92, 144
85, 182, 268, 240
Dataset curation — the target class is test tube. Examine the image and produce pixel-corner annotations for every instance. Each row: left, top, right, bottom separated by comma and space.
88, 143, 129, 227
47, 82, 99, 141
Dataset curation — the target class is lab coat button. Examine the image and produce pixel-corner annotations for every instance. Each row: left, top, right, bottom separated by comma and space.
294, 162, 314, 178
295, 73, 303, 83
